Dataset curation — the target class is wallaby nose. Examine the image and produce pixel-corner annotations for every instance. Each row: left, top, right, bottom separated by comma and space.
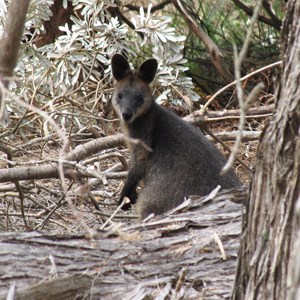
122, 112, 133, 122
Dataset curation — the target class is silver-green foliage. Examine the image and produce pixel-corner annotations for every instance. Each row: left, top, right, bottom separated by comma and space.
0, 0, 199, 128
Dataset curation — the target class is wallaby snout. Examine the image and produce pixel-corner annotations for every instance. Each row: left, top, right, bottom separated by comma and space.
122, 112, 133, 123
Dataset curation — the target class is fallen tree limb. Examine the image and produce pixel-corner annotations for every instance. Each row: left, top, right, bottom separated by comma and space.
184, 104, 274, 126
206, 130, 261, 142
0, 186, 247, 300
0, 134, 124, 183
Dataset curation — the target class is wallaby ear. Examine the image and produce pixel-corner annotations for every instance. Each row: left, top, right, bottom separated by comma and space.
137, 59, 158, 84
111, 54, 131, 81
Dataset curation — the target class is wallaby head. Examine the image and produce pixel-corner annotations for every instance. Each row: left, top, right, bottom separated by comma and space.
111, 54, 158, 124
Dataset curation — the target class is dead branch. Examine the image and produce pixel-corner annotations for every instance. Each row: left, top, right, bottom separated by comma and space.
222, 0, 263, 174
206, 130, 261, 143
0, 0, 30, 119
0, 186, 247, 300
201, 61, 281, 112
0, 134, 124, 183
171, 0, 234, 83
184, 104, 274, 127
124, 1, 172, 12
232, 0, 282, 31
262, 0, 282, 30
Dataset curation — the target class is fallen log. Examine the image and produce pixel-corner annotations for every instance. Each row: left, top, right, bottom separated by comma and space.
0, 186, 247, 300
0, 134, 124, 183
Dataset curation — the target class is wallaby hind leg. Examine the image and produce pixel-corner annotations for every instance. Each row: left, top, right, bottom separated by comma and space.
136, 196, 156, 220
136, 187, 173, 220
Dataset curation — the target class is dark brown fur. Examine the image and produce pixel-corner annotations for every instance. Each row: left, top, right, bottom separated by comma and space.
111, 54, 242, 220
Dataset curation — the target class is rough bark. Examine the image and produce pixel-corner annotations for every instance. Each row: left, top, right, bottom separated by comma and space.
0, 0, 30, 78
0, 187, 247, 300
0, 0, 30, 115
232, 1, 300, 299
34, 0, 74, 47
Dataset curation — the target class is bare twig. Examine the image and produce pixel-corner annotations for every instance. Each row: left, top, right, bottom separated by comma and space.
100, 197, 131, 230
124, 1, 172, 13
172, 0, 234, 83
201, 61, 282, 113
174, 268, 187, 293
204, 128, 253, 175
222, 0, 264, 174
93, 210, 138, 220
206, 130, 261, 143
232, 0, 282, 31
185, 103, 274, 127
0, 1, 30, 228
37, 183, 74, 230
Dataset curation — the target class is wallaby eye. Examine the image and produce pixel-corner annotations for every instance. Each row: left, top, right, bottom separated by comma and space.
118, 92, 123, 99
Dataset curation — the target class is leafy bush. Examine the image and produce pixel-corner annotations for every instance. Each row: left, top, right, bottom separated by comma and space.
0, 0, 284, 134
0, 0, 201, 134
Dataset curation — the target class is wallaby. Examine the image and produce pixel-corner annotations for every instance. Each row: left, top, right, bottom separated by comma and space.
111, 54, 242, 220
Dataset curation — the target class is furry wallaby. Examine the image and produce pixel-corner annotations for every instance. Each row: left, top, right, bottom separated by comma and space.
111, 54, 241, 220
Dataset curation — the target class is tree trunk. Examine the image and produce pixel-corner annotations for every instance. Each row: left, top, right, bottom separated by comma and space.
232, 1, 300, 299
0, 0, 30, 116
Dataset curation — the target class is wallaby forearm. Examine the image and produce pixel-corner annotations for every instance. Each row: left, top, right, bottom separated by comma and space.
118, 168, 142, 209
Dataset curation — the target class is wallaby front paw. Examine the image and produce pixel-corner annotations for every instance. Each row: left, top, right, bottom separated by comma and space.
118, 196, 132, 210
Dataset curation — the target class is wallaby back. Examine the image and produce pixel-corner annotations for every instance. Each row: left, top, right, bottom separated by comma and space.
111, 54, 242, 220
